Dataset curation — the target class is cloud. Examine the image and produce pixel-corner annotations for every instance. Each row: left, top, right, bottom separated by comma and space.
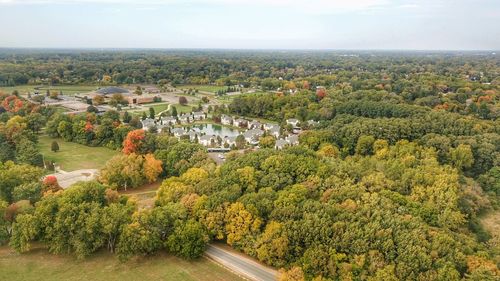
0, 0, 390, 14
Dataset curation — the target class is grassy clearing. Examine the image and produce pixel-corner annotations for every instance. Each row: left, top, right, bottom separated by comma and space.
481, 210, 500, 237
38, 135, 119, 171
179, 84, 227, 93
0, 246, 243, 281
0, 85, 98, 96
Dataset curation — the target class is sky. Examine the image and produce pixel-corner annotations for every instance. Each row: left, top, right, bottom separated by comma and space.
0, 0, 499, 50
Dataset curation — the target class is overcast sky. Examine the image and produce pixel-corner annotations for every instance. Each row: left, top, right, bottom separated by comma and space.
0, 0, 499, 50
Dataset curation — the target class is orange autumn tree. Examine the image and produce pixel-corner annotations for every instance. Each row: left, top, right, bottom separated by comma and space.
122, 129, 145, 154
143, 153, 163, 183
316, 87, 327, 100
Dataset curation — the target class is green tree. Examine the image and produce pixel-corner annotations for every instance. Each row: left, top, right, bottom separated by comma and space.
355, 135, 375, 156
51, 141, 59, 152
167, 219, 208, 259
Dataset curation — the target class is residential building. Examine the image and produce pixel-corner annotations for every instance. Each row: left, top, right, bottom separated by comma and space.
233, 118, 247, 128
221, 115, 233, 126
192, 111, 206, 121
244, 129, 264, 145
286, 118, 300, 127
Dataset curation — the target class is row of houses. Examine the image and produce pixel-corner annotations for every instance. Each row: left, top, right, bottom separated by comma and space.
141, 111, 207, 131
220, 115, 281, 138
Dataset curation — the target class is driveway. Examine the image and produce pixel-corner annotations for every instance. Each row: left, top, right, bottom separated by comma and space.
49, 169, 99, 189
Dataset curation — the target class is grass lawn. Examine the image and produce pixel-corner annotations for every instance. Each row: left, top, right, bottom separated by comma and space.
179, 84, 227, 93
0, 246, 243, 281
38, 135, 119, 171
0, 85, 98, 96
147, 103, 170, 113
170, 104, 194, 114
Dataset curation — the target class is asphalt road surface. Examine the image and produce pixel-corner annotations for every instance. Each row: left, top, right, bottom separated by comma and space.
205, 244, 278, 281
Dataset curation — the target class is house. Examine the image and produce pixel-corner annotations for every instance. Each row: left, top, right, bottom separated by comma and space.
187, 130, 200, 142
233, 118, 247, 128
178, 114, 191, 123
286, 134, 299, 146
244, 129, 264, 145
307, 120, 320, 127
247, 120, 262, 130
156, 123, 170, 133
221, 115, 233, 126
275, 139, 288, 150
171, 128, 185, 138
223, 136, 237, 147
263, 123, 276, 130
141, 118, 156, 131
192, 111, 206, 121
199, 135, 216, 147
286, 118, 300, 127
268, 126, 281, 138
160, 116, 176, 126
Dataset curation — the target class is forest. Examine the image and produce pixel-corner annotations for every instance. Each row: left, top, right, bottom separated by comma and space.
0, 50, 498, 281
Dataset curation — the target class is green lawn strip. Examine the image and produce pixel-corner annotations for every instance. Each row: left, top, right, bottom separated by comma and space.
37, 135, 119, 171
0, 246, 243, 281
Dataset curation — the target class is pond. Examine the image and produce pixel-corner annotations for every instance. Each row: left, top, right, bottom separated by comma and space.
182, 123, 242, 137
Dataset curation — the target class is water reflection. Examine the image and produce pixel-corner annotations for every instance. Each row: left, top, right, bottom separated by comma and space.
182, 123, 241, 137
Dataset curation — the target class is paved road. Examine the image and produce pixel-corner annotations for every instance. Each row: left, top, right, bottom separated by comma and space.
205, 244, 278, 281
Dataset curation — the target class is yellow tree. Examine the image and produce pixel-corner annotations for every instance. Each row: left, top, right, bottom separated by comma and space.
143, 154, 162, 183
225, 202, 261, 247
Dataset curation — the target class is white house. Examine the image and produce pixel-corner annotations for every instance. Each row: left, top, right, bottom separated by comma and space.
275, 139, 288, 150
192, 111, 206, 121
223, 136, 237, 147
233, 118, 247, 128
199, 135, 216, 147
141, 118, 155, 131
247, 120, 262, 130
160, 116, 176, 126
178, 114, 191, 123
171, 128, 185, 138
268, 126, 281, 138
286, 134, 299, 146
244, 129, 264, 145
286, 118, 300, 127
221, 115, 233, 126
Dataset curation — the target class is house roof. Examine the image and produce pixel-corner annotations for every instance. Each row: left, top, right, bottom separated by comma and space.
244, 129, 264, 138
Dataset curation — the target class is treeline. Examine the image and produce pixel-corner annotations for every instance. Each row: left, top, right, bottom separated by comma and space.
0, 50, 498, 97
150, 142, 499, 280
7, 181, 208, 260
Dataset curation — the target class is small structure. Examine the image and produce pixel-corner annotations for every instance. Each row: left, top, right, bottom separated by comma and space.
233, 118, 247, 128
286, 118, 300, 127
160, 116, 177, 126
199, 135, 216, 147
286, 134, 299, 146
192, 112, 206, 121
178, 113, 192, 123
171, 128, 185, 138
221, 115, 233, 126
267, 125, 281, 138
247, 120, 262, 130
141, 118, 156, 130
223, 135, 237, 147
244, 129, 264, 145
307, 120, 320, 127
275, 139, 288, 150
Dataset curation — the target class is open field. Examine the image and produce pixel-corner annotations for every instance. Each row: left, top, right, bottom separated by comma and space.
0, 246, 243, 281
178, 84, 227, 93
38, 135, 119, 171
0, 85, 98, 95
